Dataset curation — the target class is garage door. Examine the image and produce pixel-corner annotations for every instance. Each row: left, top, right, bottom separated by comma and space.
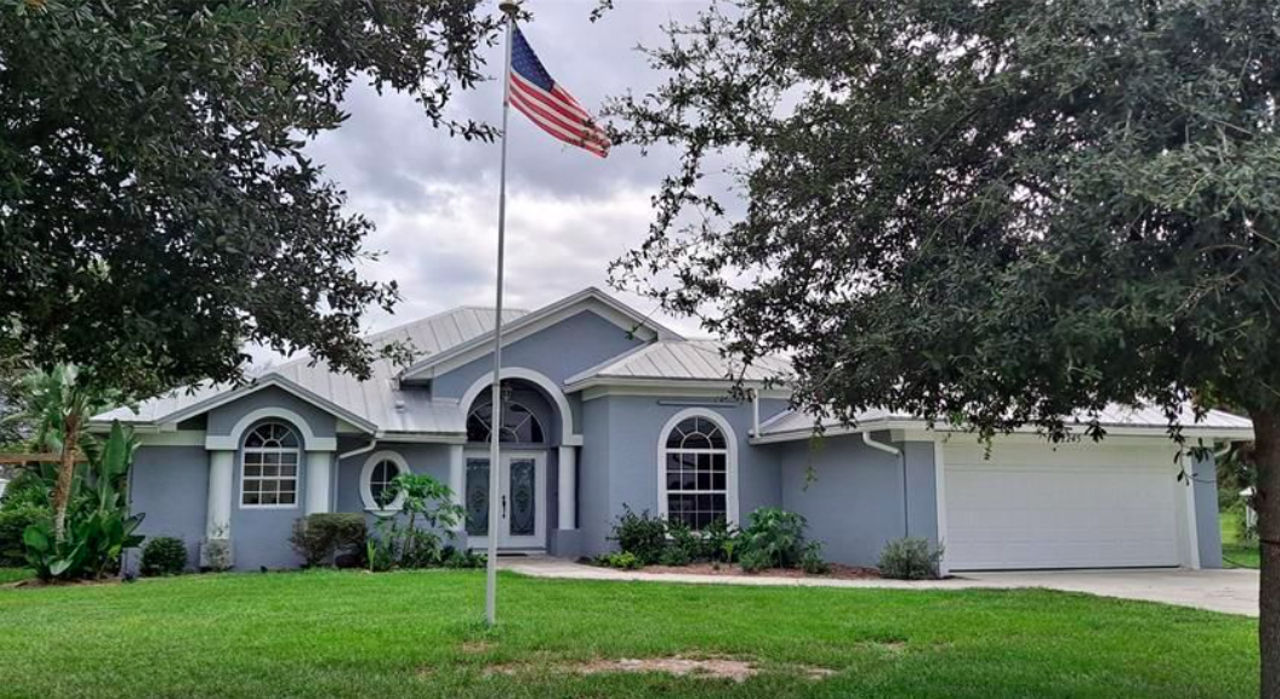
944, 442, 1183, 570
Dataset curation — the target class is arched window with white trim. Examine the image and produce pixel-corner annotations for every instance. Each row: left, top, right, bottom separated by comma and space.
660, 413, 735, 530
360, 451, 410, 512
241, 422, 300, 507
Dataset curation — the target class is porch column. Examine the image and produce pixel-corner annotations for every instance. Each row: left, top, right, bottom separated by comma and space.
558, 445, 576, 530
206, 449, 234, 539
305, 450, 333, 515
449, 445, 465, 532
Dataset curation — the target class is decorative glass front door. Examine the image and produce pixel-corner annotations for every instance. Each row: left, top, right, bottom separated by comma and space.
463, 451, 545, 549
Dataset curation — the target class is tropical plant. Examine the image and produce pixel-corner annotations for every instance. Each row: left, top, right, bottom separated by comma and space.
609, 506, 668, 566
879, 538, 945, 581
364, 473, 463, 571
701, 517, 740, 564
1, 1, 503, 396
0, 501, 47, 567
22, 421, 143, 580
140, 537, 188, 577
801, 542, 831, 576
738, 508, 809, 570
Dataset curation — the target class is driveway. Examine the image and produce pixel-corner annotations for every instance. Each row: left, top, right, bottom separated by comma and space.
500, 557, 1259, 616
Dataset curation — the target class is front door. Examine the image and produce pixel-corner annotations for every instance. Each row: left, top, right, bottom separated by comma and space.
464, 450, 546, 550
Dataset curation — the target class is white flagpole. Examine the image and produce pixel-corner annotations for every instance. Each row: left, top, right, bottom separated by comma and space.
486, 0, 519, 628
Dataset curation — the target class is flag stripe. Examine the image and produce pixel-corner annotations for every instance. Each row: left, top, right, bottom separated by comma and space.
510, 74, 600, 140
510, 73, 604, 143
511, 91, 608, 156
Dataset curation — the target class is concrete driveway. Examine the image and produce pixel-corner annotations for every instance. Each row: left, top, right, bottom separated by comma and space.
501, 557, 1259, 616
958, 568, 1259, 616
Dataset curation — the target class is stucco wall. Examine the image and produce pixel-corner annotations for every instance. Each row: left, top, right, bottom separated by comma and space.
128, 444, 208, 572
576, 394, 786, 556
206, 386, 337, 440
1190, 452, 1224, 568
776, 433, 939, 568
431, 310, 646, 406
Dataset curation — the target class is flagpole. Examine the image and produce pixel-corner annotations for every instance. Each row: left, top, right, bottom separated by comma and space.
486, 0, 519, 628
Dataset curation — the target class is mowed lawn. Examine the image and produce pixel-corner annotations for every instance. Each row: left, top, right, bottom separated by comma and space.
1221, 510, 1261, 569
0, 570, 1258, 699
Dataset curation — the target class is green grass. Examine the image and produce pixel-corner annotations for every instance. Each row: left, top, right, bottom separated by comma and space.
0, 569, 1258, 698
0, 567, 34, 584
1221, 510, 1261, 569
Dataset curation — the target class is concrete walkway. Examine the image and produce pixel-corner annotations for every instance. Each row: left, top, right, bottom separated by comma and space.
498, 556, 1260, 617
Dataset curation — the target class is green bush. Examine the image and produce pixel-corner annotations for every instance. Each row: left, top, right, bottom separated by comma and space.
441, 547, 486, 569
140, 537, 188, 576
878, 537, 944, 580
664, 518, 703, 565
739, 507, 808, 569
599, 551, 642, 570
290, 513, 367, 567
658, 545, 692, 566
801, 541, 830, 575
609, 506, 667, 565
702, 517, 740, 563
738, 547, 771, 573
0, 502, 49, 567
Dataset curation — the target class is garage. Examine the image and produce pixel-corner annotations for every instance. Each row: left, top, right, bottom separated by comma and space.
943, 441, 1188, 571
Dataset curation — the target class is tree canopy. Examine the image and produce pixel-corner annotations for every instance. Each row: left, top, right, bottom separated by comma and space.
1, 0, 499, 397
608, 2, 1280, 692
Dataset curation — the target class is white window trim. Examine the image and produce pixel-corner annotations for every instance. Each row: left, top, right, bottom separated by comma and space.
240, 422, 301, 510
360, 450, 410, 515
656, 408, 739, 527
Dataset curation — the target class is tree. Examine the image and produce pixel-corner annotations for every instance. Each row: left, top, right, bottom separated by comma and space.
608, 1, 1280, 694
12, 364, 117, 543
1, 0, 501, 398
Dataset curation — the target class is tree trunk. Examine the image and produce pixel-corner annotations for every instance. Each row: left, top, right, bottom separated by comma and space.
1252, 409, 1280, 699
51, 414, 80, 544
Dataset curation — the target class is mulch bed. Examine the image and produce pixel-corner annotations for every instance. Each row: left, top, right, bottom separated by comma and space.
633, 562, 881, 580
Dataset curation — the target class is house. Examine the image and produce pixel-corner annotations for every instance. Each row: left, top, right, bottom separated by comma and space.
92, 287, 1253, 573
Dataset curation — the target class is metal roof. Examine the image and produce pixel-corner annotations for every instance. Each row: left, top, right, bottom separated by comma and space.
565, 339, 793, 387
755, 404, 1254, 442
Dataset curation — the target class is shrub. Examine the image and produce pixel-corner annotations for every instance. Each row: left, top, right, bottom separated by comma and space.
702, 517, 740, 563
140, 537, 188, 576
801, 541, 830, 575
738, 547, 771, 573
0, 502, 49, 567
878, 537, 944, 580
738, 507, 808, 569
664, 518, 703, 565
600, 551, 642, 570
610, 506, 667, 565
441, 547, 486, 569
364, 473, 464, 572
290, 513, 367, 567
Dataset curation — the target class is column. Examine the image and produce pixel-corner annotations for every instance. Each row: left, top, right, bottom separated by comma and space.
206, 449, 234, 539
558, 445, 576, 530
305, 450, 333, 515
449, 445, 465, 532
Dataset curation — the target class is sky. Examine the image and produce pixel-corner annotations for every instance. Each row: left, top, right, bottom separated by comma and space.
281, 0, 713, 364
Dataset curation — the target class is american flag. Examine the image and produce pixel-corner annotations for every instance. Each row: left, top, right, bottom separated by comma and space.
508, 27, 610, 158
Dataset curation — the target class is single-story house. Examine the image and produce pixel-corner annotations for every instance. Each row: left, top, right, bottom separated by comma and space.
92, 287, 1253, 574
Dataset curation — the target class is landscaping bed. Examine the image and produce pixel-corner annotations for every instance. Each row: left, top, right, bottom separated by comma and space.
633, 562, 880, 580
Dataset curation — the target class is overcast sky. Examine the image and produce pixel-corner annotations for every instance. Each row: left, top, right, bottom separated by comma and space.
287, 0, 711, 362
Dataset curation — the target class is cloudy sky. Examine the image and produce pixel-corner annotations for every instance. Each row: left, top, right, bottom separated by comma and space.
300, 0, 712, 352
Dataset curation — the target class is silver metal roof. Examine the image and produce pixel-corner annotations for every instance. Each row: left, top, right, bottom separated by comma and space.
565, 339, 793, 386
756, 404, 1254, 442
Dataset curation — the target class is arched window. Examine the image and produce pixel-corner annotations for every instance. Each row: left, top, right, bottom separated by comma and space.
241, 422, 300, 507
467, 401, 545, 444
660, 413, 735, 530
360, 451, 409, 512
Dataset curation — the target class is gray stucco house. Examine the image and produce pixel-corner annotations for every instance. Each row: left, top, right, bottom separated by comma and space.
93, 288, 1253, 574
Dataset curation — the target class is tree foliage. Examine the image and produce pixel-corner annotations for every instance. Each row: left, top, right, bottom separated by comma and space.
608, 2, 1280, 692
0, 0, 501, 397
610, 0, 1280, 439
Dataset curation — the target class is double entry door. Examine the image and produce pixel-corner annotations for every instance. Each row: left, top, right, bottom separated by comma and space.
464, 450, 546, 550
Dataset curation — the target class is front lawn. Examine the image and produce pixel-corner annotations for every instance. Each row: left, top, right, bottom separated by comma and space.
1221, 510, 1261, 569
0, 570, 1258, 698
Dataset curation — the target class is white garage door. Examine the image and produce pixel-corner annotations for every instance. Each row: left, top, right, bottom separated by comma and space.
944, 442, 1184, 570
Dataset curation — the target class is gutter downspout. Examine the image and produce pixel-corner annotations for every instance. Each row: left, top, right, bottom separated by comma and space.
335, 435, 380, 513
751, 389, 761, 437
863, 432, 910, 537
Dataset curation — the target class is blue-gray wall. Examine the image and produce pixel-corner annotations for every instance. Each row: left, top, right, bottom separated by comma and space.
775, 433, 939, 568
128, 444, 208, 572
577, 394, 789, 555
1190, 452, 1224, 568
